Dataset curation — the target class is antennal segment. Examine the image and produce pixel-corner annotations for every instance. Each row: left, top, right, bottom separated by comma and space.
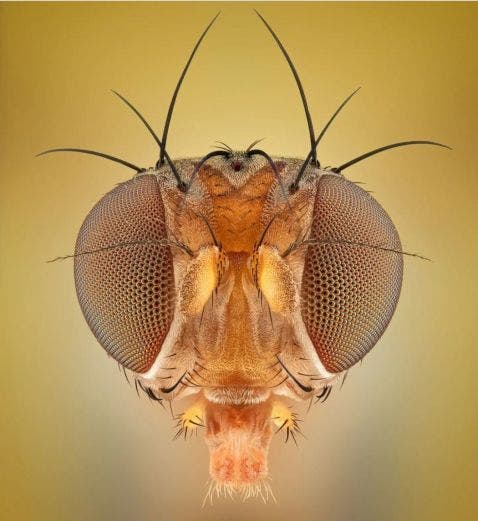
255, 10, 317, 165
158, 12, 221, 166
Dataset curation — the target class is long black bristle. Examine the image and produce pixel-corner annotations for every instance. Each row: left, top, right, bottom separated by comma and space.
314, 87, 361, 154
111, 90, 186, 191
291, 87, 361, 192
112, 90, 163, 148
37, 148, 143, 173
255, 10, 317, 165
159, 12, 221, 165
306, 238, 431, 262
333, 140, 451, 173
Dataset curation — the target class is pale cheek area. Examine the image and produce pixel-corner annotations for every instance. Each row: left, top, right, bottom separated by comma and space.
257, 245, 298, 315
179, 246, 219, 315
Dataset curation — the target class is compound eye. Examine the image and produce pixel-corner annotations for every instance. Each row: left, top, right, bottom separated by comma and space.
74, 174, 175, 373
300, 174, 403, 373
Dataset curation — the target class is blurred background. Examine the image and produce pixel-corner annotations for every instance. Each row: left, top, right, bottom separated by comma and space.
1, 2, 477, 520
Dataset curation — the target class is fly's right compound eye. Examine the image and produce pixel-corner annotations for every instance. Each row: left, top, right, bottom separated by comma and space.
74, 174, 175, 373
300, 174, 403, 373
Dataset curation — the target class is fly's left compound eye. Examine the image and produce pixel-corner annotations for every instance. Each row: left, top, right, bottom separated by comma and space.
74, 174, 175, 373
300, 174, 403, 373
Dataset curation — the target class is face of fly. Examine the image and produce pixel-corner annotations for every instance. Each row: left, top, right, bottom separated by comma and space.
42, 10, 447, 502
139, 154, 341, 495
73, 152, 403, 497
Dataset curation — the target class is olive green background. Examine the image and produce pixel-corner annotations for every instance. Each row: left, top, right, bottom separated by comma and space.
1, 2, 477, 520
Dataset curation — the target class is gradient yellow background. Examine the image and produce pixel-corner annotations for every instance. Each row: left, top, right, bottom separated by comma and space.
1, 2, 477, 520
